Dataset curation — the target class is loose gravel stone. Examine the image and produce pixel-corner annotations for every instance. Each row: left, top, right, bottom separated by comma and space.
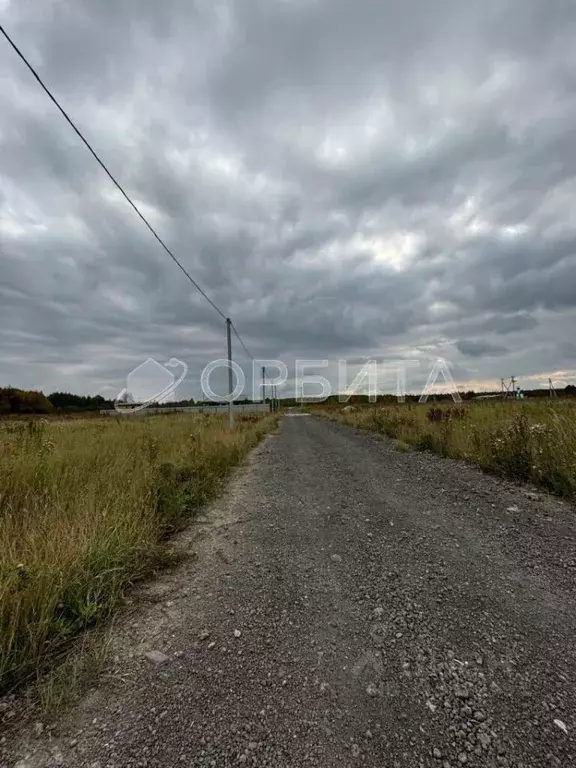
144, 650, 169, 665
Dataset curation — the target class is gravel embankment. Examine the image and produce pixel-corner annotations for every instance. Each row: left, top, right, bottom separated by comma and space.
2, 414, 575, 767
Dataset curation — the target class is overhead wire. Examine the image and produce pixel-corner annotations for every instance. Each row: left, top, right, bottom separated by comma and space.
1, 23, 231, 326
230, 321, 254, 361
1, 23, 263, 389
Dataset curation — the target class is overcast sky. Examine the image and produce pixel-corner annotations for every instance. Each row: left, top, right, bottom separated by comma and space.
2, 0, 576, 400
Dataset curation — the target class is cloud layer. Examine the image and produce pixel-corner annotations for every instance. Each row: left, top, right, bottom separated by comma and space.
2, 0, 576, 398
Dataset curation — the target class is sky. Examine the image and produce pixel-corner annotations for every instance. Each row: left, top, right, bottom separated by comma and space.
2, 0, 576, 401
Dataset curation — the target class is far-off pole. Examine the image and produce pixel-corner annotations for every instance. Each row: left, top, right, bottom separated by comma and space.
226, 318, 234, 429
261, 366, 266, 410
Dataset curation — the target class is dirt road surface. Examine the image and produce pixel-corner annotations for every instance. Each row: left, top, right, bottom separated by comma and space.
2, 415, 575, 768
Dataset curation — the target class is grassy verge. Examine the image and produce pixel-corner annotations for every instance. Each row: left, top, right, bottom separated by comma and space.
0, 413, 277, 693
318, 400, 576, 498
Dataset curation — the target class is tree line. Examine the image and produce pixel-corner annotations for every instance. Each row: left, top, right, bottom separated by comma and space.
0, 388, 270, 414
0, 388, 115, 415
1, 384, 575, 416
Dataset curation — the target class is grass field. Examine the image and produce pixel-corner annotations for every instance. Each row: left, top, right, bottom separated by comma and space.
0, 412, 277, 693
319, 399, 576, 498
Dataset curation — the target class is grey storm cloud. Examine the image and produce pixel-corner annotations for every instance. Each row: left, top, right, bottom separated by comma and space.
454, 340, 508, 359
2, 0, 576, 398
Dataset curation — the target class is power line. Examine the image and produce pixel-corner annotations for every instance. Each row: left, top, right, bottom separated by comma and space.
0, 23, 227, 322
230, 321, 254, 361
1, 24, 262, 374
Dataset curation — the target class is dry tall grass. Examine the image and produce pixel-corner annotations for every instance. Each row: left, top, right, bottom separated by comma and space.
320, 400, 576, 498
0, 413, 276, 692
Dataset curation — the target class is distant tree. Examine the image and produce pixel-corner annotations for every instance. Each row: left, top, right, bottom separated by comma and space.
48, 391, 114, 411
0, 387, 55, 415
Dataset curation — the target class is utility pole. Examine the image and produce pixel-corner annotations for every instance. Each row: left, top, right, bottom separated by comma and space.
501, 376, 516, 399
549, 378, 557, 397
261, 366, 266, 410
226, 318, 234, 429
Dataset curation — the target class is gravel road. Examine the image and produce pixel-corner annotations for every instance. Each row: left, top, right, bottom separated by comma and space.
2, 415, 576, 768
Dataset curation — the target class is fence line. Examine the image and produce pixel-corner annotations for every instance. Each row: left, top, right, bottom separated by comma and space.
99, 403, 272, 416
